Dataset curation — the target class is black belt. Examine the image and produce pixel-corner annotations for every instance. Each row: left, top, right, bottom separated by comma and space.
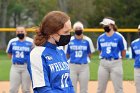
13, 62, 26, 65
70, 63, 87, 65
101, 58, 119, 61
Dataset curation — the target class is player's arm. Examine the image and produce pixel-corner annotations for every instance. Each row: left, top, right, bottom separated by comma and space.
121, 50, 126, 58
87, 37, 95, 59
34, 86, 53, 93
98, 51, 101, 54
6, 40, 13, 59
65, 44, 70, 59
7, 53, 12, 59
66, 54, 70, 59
97, 38, 101, 55
29, 48, 53, 93
130, 43, 135, 59
119, 37, 127, 59
88, 54, 92, 59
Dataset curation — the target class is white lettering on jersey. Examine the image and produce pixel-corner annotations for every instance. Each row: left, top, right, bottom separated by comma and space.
100, 42, 117, 47
49, 62, 69, 72
135, 50, 140, 54
70, 45, 87, 50
12, 46, 30, 51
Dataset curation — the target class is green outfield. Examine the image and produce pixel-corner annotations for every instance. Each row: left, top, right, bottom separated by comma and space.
0, 50, 134, 81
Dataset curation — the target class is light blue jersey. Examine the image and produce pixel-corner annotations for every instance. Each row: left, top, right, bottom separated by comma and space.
97, 32, 125, 59
6, 37, 33, 64
131, 38, 140, 68
28, 42, 74, 93
66, 36, 95, 64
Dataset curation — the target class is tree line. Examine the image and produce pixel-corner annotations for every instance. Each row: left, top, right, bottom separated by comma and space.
0, 0, 140, 49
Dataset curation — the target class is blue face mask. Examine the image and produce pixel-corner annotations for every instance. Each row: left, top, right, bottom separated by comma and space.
55, 34, 71, 46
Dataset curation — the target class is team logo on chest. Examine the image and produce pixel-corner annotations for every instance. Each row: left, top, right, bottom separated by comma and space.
45, 55, 53, 61
12, 42, 17, 45
69, 41, 74, 45
133, 46, 138, 49
100, 38, 105, 42
114, 38, 118, 41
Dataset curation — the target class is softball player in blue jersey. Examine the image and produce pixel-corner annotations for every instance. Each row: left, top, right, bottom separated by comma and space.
97, 18, 127, 93
27, 11, 74, 93
66, 21, 95, 93
131, 24, 140, 93
6, 26, 33, 93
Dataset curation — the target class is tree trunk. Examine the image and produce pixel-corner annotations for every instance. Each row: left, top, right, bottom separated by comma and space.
0, 0, 8, 49
58, 0, 68, 13
13, 12, 17, 27
17, 13, 21, 25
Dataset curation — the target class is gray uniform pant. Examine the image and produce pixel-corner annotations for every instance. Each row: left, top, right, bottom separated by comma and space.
9, 64, 31, 93
69, 63, 89, 93
134, 68, 140, 93
97, 59, 123, 93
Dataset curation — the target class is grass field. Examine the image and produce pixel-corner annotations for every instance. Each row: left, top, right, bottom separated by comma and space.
0, 50, 134, 81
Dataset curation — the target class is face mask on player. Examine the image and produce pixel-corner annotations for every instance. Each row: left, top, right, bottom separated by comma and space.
55, 34, 71, 46
75, 30, 83, 36
104, 26, 111, 33
17, 33, 25, 40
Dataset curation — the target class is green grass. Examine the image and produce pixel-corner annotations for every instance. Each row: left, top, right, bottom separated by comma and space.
89, 54, 134, 80
0, 50, 134, 81
0, 50, 11, 81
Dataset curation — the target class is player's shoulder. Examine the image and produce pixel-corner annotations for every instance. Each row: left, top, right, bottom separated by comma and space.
30, 46, 45, 56
98, 33, 106, 39
83, 35, 91, 40
115, 32, 122, 35
115, 32, 124, 38
57, 46, 64, 50
8, 37, 18, 44
25, 37, 33, 43
83, 35, 92, 43
70, 36, 75, 41
131, 38, 140, 44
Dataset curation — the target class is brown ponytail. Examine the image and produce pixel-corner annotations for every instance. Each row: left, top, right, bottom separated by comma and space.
34, 11, 70, 46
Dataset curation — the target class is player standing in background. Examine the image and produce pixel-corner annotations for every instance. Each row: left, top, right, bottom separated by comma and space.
66, 21, 95, 93
6, 26, 33, 93
131, 24, 140, 93
97, 18, 126, 93
28, 11, 75, 93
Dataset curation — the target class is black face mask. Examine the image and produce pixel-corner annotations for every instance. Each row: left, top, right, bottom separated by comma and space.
104, 26, 111, 33
17, 34, 25, 40
55, 34, 71, 46
75, 30, 83, 36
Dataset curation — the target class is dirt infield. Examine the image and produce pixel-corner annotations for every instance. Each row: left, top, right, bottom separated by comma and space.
0, 81, 136, 93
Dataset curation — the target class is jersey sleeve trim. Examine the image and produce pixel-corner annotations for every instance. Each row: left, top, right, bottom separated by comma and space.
6, 37, 18, 53
30, 47, 46, 89
83, 35, 95, 53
